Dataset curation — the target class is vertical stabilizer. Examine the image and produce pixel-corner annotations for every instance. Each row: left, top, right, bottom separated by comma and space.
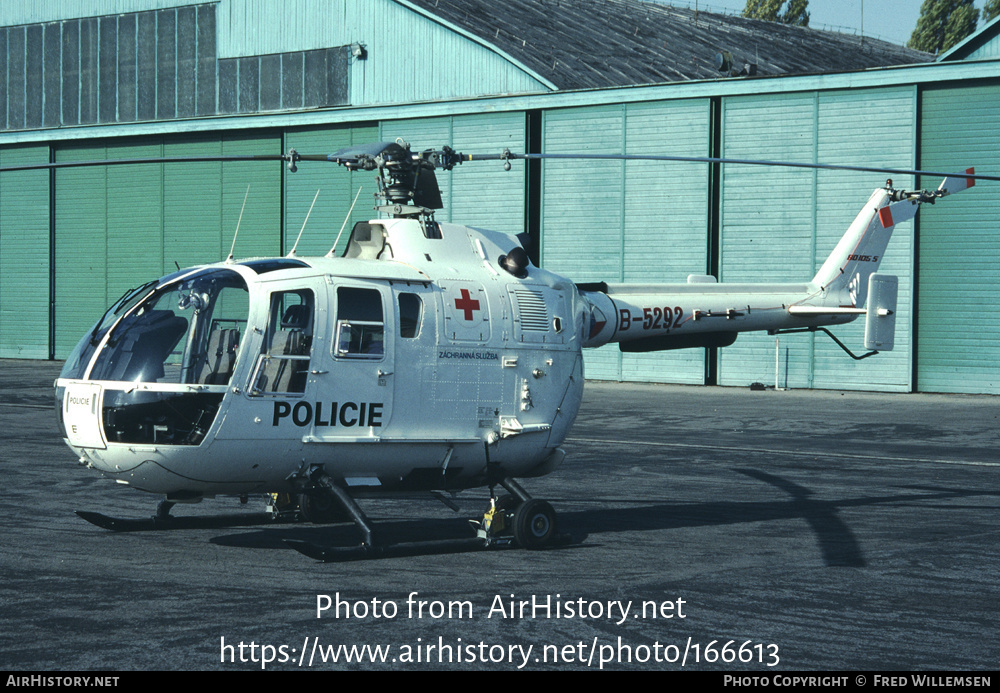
812, 188, 901, 308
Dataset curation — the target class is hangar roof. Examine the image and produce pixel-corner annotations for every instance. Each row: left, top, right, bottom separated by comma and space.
406, 0, 932, 89
938, 14, 1000, 62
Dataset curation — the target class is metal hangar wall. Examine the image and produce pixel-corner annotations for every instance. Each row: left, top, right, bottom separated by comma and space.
0, 1, 998, 395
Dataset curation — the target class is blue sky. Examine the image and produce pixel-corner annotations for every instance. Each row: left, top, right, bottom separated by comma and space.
661, 1, 992, 47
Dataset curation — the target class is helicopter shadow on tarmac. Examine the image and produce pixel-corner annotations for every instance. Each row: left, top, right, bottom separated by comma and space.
206, 467, 996, 566
560, 469, 998, 568
210, 514, 489, 554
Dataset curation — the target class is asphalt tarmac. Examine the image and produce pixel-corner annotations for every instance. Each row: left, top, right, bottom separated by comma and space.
1, 358, 997, 671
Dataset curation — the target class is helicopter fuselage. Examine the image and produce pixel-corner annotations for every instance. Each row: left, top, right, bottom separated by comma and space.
56, 218, 585, 499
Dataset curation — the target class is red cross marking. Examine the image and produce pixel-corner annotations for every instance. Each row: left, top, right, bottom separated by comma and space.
454, 289, 481, 321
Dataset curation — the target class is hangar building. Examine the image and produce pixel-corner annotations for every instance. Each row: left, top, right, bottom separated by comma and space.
0, 0, 998, 394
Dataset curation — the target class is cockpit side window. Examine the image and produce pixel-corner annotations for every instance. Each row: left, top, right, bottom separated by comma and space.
249, 290, 314, 395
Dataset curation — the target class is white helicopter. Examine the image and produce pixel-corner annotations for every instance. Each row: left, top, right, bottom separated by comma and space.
42, 140, 982, 560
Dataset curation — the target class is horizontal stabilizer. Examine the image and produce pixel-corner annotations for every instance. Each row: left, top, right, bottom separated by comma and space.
788, 306, 866, 316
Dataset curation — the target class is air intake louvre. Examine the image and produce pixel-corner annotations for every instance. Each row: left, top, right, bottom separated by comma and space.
512, 288, 549, 332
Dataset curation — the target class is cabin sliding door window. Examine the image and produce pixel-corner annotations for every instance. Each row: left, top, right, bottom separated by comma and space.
398, 292, 423, 339
334, 287, 384, 358
249, 290, 314, 395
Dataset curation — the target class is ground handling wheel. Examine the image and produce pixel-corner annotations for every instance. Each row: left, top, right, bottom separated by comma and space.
512, 499, 557, 549
298, 490, 349, 524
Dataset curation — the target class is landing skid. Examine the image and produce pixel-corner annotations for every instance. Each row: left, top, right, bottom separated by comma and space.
284, 537, 493, 562
74, 475, 570, 559
75, 510, 286, 532
288, 474, 569, 562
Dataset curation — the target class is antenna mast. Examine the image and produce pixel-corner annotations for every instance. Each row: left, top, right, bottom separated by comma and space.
226, 185, 251, 263
288, 189, 321, 257
328, 186, 365, 257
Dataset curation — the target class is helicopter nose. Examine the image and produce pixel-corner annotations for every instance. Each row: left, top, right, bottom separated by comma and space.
58, 382, 108, 450
69, 442, 167, 490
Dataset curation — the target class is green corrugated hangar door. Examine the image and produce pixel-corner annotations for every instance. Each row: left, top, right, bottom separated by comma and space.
540, 99, 712, 384
717, 87, 915, 392
918, 84, 1000, 394
284, 123, 379, 257
0, 145, 50, 359
53, 132, 282, 359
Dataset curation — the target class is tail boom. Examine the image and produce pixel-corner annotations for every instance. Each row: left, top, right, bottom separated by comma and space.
576, 172, 974, 355
579, 282, 857, 351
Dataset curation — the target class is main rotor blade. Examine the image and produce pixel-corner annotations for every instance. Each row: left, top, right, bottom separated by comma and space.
464, 151, 1000, 183
0, 153, 289, 173
5, 146, 996, 185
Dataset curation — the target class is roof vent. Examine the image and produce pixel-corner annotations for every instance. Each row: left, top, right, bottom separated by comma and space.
715, 51, 757, 77
715, 51, 734, 72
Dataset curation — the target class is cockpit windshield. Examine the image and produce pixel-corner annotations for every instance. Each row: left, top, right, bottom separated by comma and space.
85, 268, 249, 385
59, 280, 158, 381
